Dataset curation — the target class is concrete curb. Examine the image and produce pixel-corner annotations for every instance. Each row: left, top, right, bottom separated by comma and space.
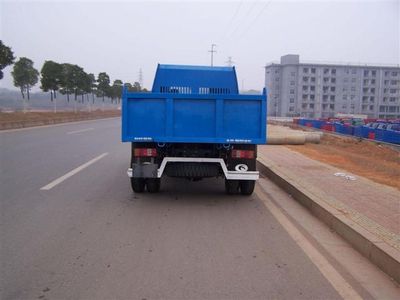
256, 159, 400, 284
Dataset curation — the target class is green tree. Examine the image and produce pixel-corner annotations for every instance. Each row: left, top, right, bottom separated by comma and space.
11, 57, 39, 101
0, 40, 15, 80
97, 72, 110, 102
132, 81, 142, 92
59, 63, 75, 102
123, 82, 133, 90
87, 73, 97, 103
40, 60, 63, 102
111, 79, 123, 104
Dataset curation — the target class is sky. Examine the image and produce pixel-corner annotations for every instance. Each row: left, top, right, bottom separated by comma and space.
1, 0, 399, 91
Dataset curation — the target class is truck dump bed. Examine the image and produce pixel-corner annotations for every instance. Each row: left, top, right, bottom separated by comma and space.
122, 64, 267, 144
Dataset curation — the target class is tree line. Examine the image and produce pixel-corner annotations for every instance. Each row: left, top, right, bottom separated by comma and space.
0, 40, 144, 109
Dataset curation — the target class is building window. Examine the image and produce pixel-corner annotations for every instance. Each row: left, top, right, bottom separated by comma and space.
351, 86, 356, 92
310, 103, 314, 109
385, 71, 390, 76
371, 79, 376, 84
371, 88, 375, 93
331, 69, 336, 75
391, 80, 397, 85
351, 78, 356, 83
311, 68, 316, 74
310, 86, 315, 91
392, 71, 398, 76
290, 98, 295, 103
389, 97, 396, 102
383, 97, 387, 102
323, 95, 328, 101
369, 105, 374, 110
344, 78, 349, 83
290, 81, 295, 85
379, 106, 386, 112
371, 70, 376, 76
390, 89, 396, 93
330, 87, 335, 92
370, 96, 375, 102
362, 96, 368, 102
303, 67, 309, 73
389, 106, 396, 112
364, 70, 369, 76
310, 94, 315, 100
275, 77, 280, 82
329, 104, 335, 109
331, 78, 336, 83
290, 89, 295, 94
289, 106, 294, 112
351, 69, 357, 74
311, 77, 316, 83
343, 95, 347, 100
330, 95, 335, 101
302, 103, 307, 109
302, 77, 308, 82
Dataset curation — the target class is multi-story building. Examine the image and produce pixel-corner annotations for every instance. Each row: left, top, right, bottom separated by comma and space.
265, 55, 400, 119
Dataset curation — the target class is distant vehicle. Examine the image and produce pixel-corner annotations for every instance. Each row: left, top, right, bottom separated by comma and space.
121, 64, 267, 195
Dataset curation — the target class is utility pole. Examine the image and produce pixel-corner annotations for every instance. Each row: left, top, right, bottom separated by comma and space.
225, 56, 235, 67
209, 44, 217, 67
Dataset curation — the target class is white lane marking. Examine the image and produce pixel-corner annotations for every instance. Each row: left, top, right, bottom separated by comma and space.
67, 128, 94, 135
255, 186, 363, 300
40, 153, 109, 190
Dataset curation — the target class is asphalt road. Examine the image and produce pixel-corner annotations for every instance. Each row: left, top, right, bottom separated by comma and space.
0, 118, 395, 300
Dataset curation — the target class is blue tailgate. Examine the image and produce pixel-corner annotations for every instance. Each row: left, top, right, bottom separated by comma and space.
122, 64, 267, 144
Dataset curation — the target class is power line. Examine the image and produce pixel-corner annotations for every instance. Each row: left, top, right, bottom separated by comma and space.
225, 1, 260, 42
219, 1, 243, 42
237, 1, 272, 40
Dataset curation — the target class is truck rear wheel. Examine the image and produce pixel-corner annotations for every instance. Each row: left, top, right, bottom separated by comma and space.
240, 180, 255, 195
225, 179, 240, 195
131, 178, 145, 193
146, 178, 161, 193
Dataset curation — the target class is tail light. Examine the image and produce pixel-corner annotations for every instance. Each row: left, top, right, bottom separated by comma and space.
134, 148, 157, 157
231, 149, 255, 159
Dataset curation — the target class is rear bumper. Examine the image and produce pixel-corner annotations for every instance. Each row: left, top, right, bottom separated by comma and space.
127, 157, 259, 180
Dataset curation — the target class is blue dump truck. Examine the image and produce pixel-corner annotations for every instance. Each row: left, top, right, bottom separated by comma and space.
122, 64, 267, 195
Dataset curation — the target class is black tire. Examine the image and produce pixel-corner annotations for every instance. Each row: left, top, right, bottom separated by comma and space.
131, 178, 145, 193
146, 178, 161, 193
240, 180, 255, 195
225, 179, 240, 195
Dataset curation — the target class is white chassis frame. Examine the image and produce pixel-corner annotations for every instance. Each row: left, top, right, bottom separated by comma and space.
127, 157, 259, 180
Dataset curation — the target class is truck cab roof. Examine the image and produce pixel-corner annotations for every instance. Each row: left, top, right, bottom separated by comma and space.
151, 64, 239, 94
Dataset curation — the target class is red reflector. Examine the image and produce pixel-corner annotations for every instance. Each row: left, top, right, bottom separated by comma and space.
231, 149, 254, 159
134, 148, 157, 157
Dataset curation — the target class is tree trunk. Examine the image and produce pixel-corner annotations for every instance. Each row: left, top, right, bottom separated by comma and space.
20, 87, 25, 99
67, 92, 70, 102
27, 85, 30, 101
50, 90, 53, 102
